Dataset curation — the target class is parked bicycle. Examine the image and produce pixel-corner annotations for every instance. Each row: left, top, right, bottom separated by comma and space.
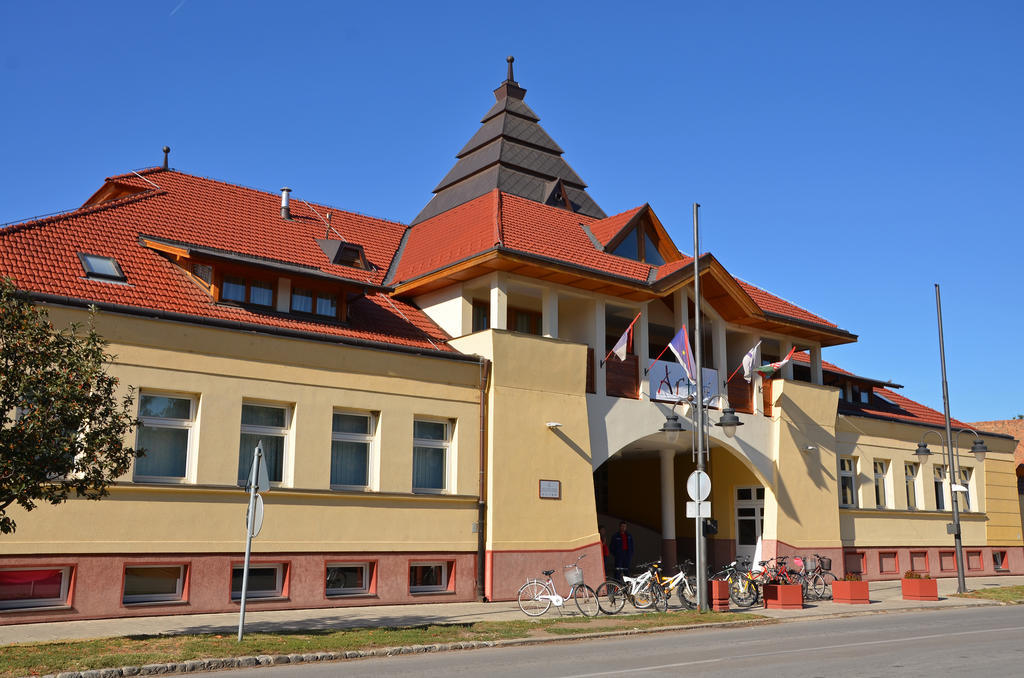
517, 553, 599, 617
594, 563, 659, 614
802, 554, 836, 600
651, 559, 698, 609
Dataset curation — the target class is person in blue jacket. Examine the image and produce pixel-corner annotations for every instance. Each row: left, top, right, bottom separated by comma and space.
610, 521, 634, 575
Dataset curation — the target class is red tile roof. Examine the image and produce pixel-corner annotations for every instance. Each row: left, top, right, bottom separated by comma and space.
863, 387, 972, 430
393, 190, 652, 284
587, 206, 644, 246
652, 257, 695, 281
394, 190, 842, 333
735, 279, 837, 328
789, 352, 970, 429
0, 170, 455, 353
969, 420, 1024, 469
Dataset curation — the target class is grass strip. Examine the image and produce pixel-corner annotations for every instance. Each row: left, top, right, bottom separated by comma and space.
956, 585, 1024, 604
0, 610, 761, 678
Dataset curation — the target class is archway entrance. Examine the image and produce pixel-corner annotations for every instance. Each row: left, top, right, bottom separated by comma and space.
593, 435, 769, 573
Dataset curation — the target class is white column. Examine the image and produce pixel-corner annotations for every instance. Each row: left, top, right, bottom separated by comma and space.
780, 339, 794, 380
660, 449, 677, 569
673, 289, 688, 334
593, 298, 606, 397
459, 285, 473, 336
637, 303, 650, 391
660, 450, 676, 540
713, 319, 728, 399
810, 344, 823, 385
275, 278, 291, 313
489, 273, 507, 331
542, 288, 558, 338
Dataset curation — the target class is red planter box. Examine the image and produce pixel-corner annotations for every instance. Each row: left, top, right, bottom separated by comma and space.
901, 578, 938, 601
708, 579, 730, 611
763, 583, 803, 610
833, 580, 870, 604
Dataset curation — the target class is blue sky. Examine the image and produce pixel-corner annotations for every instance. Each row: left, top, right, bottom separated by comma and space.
2, 1, 1021, 423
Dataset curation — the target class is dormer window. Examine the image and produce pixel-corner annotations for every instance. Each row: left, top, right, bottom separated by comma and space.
291, 287, 340, 319
221, 275, 273, 307
609, 222, 666, 265
78, 253, 126, 282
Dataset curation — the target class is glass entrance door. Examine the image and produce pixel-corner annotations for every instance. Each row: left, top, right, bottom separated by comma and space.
735, 486, 765, 564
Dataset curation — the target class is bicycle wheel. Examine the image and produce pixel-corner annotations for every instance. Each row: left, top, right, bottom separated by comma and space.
679, 577, 698, 609
730, 577, 757, 607
632, 580, 656, 609
651, 583, 669, 612
806, 573, 825, 600
594, 580, 626, 615
573, 584, 600, 617
517, 580, 551, 617
820, 572, 836, 600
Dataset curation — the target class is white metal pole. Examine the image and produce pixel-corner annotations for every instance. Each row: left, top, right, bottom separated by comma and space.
237, 444, 262, 642
692, 202, 708, 612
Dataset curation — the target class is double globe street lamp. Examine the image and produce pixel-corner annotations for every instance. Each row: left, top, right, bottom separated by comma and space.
913, 428, 988, 594
661, 393, 742, 610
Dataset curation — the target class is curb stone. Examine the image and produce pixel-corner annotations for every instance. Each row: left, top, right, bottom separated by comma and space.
18, 604, 998, 678
16, 620, 765, 678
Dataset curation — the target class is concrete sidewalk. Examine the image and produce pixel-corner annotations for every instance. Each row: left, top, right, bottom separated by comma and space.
2, 575, 1021, 645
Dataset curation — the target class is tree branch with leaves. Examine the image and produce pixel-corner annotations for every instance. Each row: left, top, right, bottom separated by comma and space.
0, 278, 141, 534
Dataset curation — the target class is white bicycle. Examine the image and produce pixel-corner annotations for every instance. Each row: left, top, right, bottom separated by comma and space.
594, 564, 661, 614
517, 554, 599, 617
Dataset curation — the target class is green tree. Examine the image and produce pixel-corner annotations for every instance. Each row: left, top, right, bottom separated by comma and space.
0, 278, 140, 534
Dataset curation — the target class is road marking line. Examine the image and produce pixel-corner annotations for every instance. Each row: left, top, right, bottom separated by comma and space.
560, 624, 1024, 677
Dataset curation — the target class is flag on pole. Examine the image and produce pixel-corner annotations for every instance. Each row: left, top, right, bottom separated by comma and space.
755, 346, 797, 379
667, 326, 696, 382
606, 312, 642, 363
741, 341, 762, 383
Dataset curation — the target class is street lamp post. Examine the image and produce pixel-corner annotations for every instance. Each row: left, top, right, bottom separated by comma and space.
913, 428, 988, 593
925, 283, 987, 594
661, 394, 742, 612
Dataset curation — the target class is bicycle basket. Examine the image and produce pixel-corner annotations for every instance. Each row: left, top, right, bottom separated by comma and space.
564, 565, 584, 586
819, 556, 832, 571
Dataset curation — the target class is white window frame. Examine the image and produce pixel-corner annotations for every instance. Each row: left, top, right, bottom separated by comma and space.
122, 564, 186, 605
933, 465, 948, 510
873, 459, 890, 509
238, 401, 293, 487
325, 562, 370, 597
412, 418, 453, 494
839, 456, 857, 508
330, 410, 378, 491
231, 563, 285, 600
0, 566, 72, 610
905, 462, 919, 510
134, 392, 197, 483
957, 466, 973, 511
409, 561, 448, 593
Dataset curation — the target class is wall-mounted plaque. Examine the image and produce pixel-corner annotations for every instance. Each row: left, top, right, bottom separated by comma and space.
539, 479, 561, 500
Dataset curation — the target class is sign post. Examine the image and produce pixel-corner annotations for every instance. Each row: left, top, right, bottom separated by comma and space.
686, 469, 711, 609
237, 441, 269, 642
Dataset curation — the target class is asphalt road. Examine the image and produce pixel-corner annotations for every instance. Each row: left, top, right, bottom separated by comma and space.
193, 606, 1024, 677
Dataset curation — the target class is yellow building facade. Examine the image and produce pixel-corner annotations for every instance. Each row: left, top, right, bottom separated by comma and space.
1, 62, 1020, 622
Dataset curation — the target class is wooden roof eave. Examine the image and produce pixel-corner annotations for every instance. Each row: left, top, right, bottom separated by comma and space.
392, 247, 660, 301
652, 254, 763, 318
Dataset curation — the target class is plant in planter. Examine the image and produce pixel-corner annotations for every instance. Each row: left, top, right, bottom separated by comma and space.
833, 572, 870, 604
901, 569, 938, 601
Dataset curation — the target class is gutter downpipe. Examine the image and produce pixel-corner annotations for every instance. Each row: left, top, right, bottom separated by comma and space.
476, 357, 492, 601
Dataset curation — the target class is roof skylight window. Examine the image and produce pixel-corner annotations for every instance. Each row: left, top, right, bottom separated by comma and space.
78, 253, 126, 282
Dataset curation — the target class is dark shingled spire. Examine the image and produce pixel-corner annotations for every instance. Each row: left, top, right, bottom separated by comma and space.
412, 57, 605, 224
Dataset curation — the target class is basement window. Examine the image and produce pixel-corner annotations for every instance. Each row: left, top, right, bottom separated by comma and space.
78, 253, 126, 282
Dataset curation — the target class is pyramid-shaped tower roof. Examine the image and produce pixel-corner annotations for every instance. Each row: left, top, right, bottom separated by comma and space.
412, 57, 606, 224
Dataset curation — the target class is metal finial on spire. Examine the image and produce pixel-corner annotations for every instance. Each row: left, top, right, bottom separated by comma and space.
506, 55, 515, 82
